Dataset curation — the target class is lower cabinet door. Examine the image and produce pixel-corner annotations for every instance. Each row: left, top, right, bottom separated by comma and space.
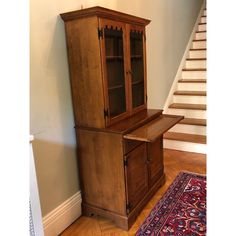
125, 143, 148, 212
147, 136, 164, 187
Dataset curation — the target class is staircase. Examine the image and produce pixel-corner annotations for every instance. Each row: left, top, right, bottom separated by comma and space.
164, 7, 207, 154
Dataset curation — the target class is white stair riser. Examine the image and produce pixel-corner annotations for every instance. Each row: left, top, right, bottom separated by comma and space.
189, 50, 206, 58
173, 95, 206, 104
178, 82, 206, 91
195, 32, 206, 40
182, 71, 206, 79
198, 24, 206, 31
204, 10, 207, 16
164, 139, 206, 154
166, 108, 206, 119
185, 60, 206, 69
169, 124, 206, 135
192, 41, 206, 49
200, 17, 206, 23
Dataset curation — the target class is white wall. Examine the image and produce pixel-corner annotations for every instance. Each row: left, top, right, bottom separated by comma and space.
146, 0, 204, 108
30, 0, 203, 216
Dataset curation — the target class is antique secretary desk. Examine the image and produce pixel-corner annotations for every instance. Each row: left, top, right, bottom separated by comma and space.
60, 6, 183, 230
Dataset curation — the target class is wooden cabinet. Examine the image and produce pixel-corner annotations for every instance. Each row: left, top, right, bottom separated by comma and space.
124, 139, 165, 213
61, 7, 149, 128
100, 19, 147, 125
60, 6, 183, 230
125, 143, 148, 212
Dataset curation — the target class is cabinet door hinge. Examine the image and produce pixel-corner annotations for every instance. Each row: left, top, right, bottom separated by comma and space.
104, 108, 109, 118
126, 202, 132, 214
98, 28, 103, 39
124, 159, 128, 166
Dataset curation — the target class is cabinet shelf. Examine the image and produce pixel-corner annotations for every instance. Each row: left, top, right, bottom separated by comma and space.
132, 79, 143, 85
106, 56, 124, 60
131, 55, 142, 59
124, 114, 184, 142
108, 84, 124, 90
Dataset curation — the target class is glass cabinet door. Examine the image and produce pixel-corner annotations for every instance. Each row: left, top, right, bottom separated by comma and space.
104, 26, 127, 118
130, 30, 145, 109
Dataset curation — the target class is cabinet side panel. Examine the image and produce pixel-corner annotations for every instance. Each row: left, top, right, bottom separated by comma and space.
65, 17, 105, 128
77, 129, 126, 215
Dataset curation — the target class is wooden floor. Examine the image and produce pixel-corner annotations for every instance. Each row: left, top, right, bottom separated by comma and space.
60, 149, 206, 236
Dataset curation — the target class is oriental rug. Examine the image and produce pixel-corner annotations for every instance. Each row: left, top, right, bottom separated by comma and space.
135, 171, 206, 236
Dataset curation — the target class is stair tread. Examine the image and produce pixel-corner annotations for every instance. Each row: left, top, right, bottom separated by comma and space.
186, 58, 206, 61
190, 48, 206, 51
174, 91, 206, 96
165, 8, 207, 148
164, 132, 206, 144
193, 39, 206, 42
169, 103, 206, 110
178, 79, 206, 83
196, 30, 206, 33
180, 118, 206, 126
182, 68, 206, 71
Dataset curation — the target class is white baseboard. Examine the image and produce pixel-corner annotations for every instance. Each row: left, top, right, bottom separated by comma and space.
43, 191, 82, 236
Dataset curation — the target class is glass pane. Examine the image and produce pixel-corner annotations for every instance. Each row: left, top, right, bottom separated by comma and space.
130, 31, 145, 108
104, 27, 126, 118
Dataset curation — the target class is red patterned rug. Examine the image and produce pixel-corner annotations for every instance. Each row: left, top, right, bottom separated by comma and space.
135, 171, 206, 236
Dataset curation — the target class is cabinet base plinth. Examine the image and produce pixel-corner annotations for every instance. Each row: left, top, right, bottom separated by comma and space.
82, 203, 129, 230
82, 173, 166, 230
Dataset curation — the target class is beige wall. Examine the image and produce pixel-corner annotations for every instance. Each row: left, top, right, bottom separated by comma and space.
30, 0, 203, 216
145, 0, 204, 108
